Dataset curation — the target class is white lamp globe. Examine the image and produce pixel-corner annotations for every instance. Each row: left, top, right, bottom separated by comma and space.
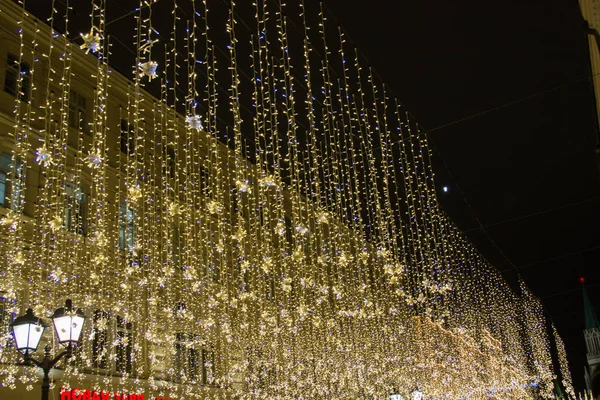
51, 299, 86, 346
9, 308, 46, 355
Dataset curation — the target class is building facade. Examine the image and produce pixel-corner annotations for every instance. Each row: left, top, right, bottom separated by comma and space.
579, 0, 600, 173
0, 0, 572, 399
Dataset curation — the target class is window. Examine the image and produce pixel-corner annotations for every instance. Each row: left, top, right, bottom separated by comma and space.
173, 302, 187, 317
69, 90, 88, 132
115, 315, 133, 374
284, 216, 293, 244
231, 188, 238, 214
0, 296, 15, 338
64, 181, 86, 235
172, 223, 180, 268
265, 276, 275, 300
0, 152, 23, 211
90, 312, 133, 374
120, 119, 134, 155
175, 332, 200, 382
164, 146, 175, 179
0, 173, 6, 208
200, 167, 210, 197
258, 206, 265, 226
201, 347, 216, 385
248, 348, 275, 389
92, 310, 109, 369
174, 333, 215, 384
119, 201, 135, 251
4, 53, 31, 102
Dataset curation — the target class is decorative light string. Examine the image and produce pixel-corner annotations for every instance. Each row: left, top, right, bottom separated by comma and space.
0, 0, 576, 398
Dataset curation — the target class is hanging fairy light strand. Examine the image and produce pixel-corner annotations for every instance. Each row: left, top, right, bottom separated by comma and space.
0, 0, 575, 398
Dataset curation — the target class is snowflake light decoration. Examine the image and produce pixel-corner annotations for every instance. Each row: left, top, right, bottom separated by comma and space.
186, 115, 203, 131
138, 61, 158, 80
259, 175, 277, 188
13, 252, 25, 265
296, 225, 309, 236
128, 184, 142, 201
168, 202, 183, 217
80, 29, 102, 54
276, 221, 285, 237
49, 215, 62, 232
236, 180, 252, 194
0, 211, 19, 231
317, 211, 329, 224
87, 151, 102, 168
35, 146, 53, 167
207, 200, 222, 214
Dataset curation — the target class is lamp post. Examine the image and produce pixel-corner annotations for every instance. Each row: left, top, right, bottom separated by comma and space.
9, 300, 86, 400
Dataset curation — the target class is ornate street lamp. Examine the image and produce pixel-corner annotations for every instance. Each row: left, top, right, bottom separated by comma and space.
10, 300, 86, 400
411, 389, 423, 400
10, 308, 46, 356
390, 393, 404, 400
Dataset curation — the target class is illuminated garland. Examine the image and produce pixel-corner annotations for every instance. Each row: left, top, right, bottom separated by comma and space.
0, 0, 575, 399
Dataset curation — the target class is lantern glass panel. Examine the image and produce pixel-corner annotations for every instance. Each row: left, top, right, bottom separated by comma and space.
12, 322, 44, 354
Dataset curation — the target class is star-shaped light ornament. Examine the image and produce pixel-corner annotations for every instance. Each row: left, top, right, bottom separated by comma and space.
35, 146, 53, 167
259, 175, 277, 189
128, 185, 142, 202
168, 202, 183, 217
317, 211, 329, 224
86, 151, 102, 169
13, 252, 25, 265
295, 225, 309, 236
1, 211, 19, 231
49, 215, 62, 232
236, 180, 252, 194
138, 61, 158, 80
276, 221, 286, 237
185, 115, 203, 131
80, 29, 102, 54
207, 200, 222, 215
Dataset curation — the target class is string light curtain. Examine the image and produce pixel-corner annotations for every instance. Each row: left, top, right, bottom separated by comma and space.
0, 0, 570, 399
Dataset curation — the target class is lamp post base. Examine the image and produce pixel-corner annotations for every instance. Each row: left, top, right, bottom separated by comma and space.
24, 345, 71, 400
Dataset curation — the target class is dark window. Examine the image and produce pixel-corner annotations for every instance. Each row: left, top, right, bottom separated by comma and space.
165, 146, 175, 179
231, 188, 238, 214
4, 53, 31, 102
119, 201, 135, 250
64, 181, 86, 235
284, 216, 293, 244
175, 332, 200, 382
0, 172, 6, 208
172, 223, 181, 268
200, 167, 210, 197
174, 333, 215, 384
69, 90, 88, 132
173, 302, 186, 317
0, 296, 15, 338
115, 315, 133, 374
120, 119, 135, 155
0, 152, 22, 211
201, 347, 216, 385
266, 275, 275, 300
92, 310, 109, 369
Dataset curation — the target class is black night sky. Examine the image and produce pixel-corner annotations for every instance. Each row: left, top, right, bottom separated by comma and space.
325, 0, 600, 391
23, 0, 600, 392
